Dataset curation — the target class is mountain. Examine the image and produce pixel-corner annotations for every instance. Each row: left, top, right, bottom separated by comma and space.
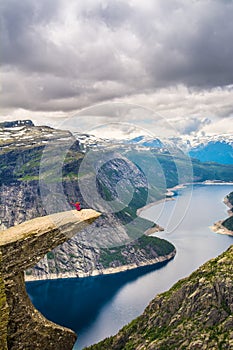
125, 133, 233, 165
0, 120, 175, 279
189, 141, 233, 164
171, 134, 233, 164
72, 132, 112, 150
127, 135, 164, 148
86, 244, 233, 350
0, 121, 233, 280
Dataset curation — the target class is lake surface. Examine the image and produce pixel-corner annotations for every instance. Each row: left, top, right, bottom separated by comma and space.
26, 184, 233, 349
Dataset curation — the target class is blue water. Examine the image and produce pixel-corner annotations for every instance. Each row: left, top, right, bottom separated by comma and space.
26, 184, 233, 349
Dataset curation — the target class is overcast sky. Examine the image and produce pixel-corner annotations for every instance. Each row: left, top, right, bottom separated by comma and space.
1, 0, 233, 137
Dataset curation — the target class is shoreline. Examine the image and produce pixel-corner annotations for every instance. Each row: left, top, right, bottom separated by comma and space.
136, 197, 175, 217
137, 181, 233, 218
144, 224, 164, 235
223, 197, 233, 216
26, 181, 233, 282
136, 183, 188, 218
25, 250, 176, 282
199, 180, 233, 185
211, 221, 233, 237
211, 193, 233, 237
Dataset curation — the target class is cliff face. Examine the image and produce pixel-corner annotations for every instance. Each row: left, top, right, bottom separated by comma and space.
0, 179, 175, 281
87, 244, 233, 350
0, 209, 100, 350
0, 251, 8, 350
0, 122, 176, 279
26, 235, 175, 280
222, 192, 233, 232
0, 181, 45, 230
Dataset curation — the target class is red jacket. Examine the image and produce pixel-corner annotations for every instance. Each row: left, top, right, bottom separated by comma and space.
71, 202, 81, 211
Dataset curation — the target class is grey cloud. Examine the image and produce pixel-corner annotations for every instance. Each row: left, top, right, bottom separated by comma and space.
139, 1, 233, 88
1, 0, 233, 114
173, 117, 211, 135
0, 0, 62, 66
78, 0, 133, 28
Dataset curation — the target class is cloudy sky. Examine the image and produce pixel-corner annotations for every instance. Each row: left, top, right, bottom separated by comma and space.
1, 0, 233, 137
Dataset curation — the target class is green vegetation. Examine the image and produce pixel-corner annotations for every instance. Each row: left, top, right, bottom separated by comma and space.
192, 159, 233, 182
47, 252, 55, 260
99, 235, 174, 268
226, 192, 233, 206
0, 136, 84, 184
86, 245, 233, 350
222, 216, 233, 231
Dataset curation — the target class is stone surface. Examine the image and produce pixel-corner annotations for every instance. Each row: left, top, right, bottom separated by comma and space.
0, 209, 100, 350
0, 251, 9, 350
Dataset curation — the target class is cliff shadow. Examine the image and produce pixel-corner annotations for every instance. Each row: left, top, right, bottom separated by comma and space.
26, 259, 171, 335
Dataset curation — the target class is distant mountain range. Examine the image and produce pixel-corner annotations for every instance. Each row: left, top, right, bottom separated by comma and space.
126, 135, 164, 148
188, 140, 233, 164
71, 127, 233, 165
1, 121, 232, 273
125, 134, 233, 164
1, 120, 232, 165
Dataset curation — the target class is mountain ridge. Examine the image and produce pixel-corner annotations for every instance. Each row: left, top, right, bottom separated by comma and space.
0, 121, 176, 280
86, 243, 233, 350
1, 120, 233, 280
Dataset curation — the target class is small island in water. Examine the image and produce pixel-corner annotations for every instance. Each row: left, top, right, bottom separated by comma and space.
212, 191, 233, 236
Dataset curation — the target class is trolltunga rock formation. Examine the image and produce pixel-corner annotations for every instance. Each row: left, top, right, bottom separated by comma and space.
0, 209, 100, 350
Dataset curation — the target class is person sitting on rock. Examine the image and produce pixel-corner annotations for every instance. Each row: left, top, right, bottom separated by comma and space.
70, 201, 81, 211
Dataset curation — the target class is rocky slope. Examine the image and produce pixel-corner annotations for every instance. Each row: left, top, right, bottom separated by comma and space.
222, 192, 233, 232
0, 251, 8, 350
86, 244, 233, 350
25, 235, 175, 280
212, 192, 233, 236
0, 121, 176, 279
0, 209, 100, 350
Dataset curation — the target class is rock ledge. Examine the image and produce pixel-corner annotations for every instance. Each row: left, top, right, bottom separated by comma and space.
0, 209, 100, 350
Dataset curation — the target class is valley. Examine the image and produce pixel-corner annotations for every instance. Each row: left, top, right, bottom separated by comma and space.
0, 120, 233, 349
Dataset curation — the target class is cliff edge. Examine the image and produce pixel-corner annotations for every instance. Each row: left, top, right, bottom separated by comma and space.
0, 209, 100, 350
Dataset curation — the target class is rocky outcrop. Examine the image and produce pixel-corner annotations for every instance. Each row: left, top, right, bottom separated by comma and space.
0, 251, 9, 350
86, 245, 233, 350
0, 181, 45, 230
211, 220, 233, 236
0, 209, 100, 350
212, 192, 233, 236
